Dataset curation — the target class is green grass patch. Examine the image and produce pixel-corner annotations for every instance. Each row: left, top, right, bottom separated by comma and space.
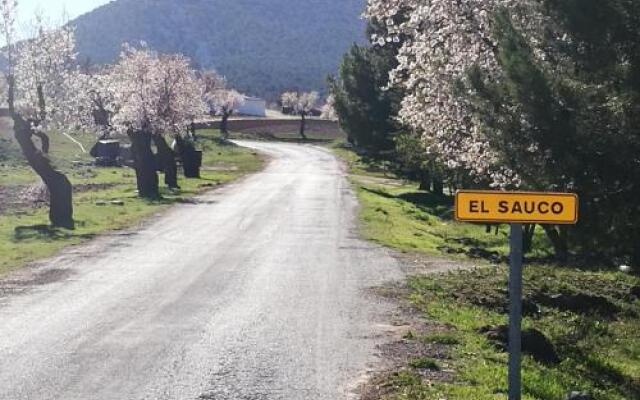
330, 142, 396, 180
422, 332, 461, 346
0, 129, 263, 277
353, 179, 552, 262
400, 267, 640, 400
330, 145, 552, 262
0, 126, 100, 185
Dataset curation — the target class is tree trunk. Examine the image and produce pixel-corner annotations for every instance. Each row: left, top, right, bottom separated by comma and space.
129, 130, 160, 199
523, 224, 536, 254
632, 244, 640, 273
174, 135, 200, 178
12, 115, 74, 229
542, 225, 568, 262
300, 113, 307, 140
153, 135, 179, 189
418, 170, 431, 191
221, 113, 230, 139
432, 178, 444, 195
189, 122, 198, 141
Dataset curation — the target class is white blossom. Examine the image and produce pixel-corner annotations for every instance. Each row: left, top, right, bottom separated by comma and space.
282, 91, 319, 115
365, 0, 551, 187
201, 72, 245, 117
1, 13, 79, 131
109, 44, 206, 136
320, 94, 338, 121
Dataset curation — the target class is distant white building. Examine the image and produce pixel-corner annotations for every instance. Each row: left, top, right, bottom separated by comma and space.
236, 96, 266, 117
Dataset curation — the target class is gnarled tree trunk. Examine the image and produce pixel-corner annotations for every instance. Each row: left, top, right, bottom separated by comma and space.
432, 178, 444, 195
153, 135, 179, 189
129, 129, 159, 199
174, 135, 201, 178
543, 225, 568, 262
188, 122, 198, 142
299, 113, 307, 140
12, 114, 74, 229
221, 112, 231, 140
418, 170, 431, 191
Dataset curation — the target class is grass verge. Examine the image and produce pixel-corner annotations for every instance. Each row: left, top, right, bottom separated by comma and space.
333, 144, 640, 400
229, 126, 345, 144
0, 128, 263, 277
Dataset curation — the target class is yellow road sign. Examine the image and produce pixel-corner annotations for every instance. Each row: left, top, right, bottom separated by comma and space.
455, 191, 578, 224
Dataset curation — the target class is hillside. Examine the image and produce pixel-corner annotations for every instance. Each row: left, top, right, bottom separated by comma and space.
71, 0, 366, 99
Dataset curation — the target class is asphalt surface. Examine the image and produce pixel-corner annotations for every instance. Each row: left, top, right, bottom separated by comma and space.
0, 141, 403, 400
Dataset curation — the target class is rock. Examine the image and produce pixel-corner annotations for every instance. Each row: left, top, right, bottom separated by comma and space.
480, 325, 561, 365
469, 295, 505, 312
468, 295, 540, 317
566, 391, 592, 400
523, 298, 542, 317
535, 292, 620, 316
110, 200, 125, 206
467, 247, 501, 262
480, 325, 507, 348
522, 328, 562, 364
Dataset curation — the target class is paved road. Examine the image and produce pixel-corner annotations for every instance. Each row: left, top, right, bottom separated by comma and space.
0, 141, 402, 400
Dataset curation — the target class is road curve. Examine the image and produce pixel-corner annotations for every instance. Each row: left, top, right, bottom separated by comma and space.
0, 141, 402, 400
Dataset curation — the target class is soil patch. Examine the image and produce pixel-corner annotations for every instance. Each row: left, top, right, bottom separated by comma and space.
0, 185, 41, 214
358, 283, 457, 400
393, 251, 479, 275
0, 267, 74, 301
74, 183, 118, 193
0, 183, 118, 215
356, 253, 471, 400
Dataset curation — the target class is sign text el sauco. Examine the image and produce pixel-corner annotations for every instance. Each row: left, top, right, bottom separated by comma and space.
455, 191, 578, 224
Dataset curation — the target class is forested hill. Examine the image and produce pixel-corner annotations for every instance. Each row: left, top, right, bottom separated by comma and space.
71, 0, 366, 99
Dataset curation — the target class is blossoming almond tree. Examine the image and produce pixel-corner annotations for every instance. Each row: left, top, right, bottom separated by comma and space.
366, 0, 615, 258
281, 91, 319, 139
74, 66, 119, 136
0, 1, 79, 228
153, 54, 206, 188
109, 45, 206, 196
201, 71, 245, 139
365, 0, 547, 188
320, 94, 338, 121
280, 91, 298, 113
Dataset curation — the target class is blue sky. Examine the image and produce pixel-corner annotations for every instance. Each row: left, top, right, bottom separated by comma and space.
17, 0, 111, 25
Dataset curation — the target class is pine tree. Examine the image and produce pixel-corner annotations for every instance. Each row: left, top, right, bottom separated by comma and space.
467, 1, 640, 265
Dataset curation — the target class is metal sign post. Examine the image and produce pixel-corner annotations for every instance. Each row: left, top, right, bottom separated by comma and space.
508, 223, 523, 400
454, 190, 579, 400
